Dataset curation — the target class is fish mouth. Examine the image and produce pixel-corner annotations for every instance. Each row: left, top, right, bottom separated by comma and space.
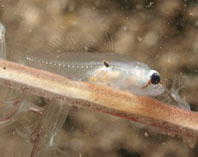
140, 82, 165, 96
142, 80, 164, 89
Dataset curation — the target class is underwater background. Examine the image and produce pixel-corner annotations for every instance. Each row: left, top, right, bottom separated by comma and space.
0, 0, 198, 156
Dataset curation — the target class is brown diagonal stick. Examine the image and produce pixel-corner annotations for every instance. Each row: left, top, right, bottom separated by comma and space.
0, 58, 197, 146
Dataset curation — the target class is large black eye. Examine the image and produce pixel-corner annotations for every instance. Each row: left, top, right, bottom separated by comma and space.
151, 73, 160, 84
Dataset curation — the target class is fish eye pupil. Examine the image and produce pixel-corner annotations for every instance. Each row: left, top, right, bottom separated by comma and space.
151, 73, 160, 84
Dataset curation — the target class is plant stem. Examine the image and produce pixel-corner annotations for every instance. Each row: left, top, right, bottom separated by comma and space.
0, 58, 197, 146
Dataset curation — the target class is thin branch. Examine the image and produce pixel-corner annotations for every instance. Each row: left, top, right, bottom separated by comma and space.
0, 58, 197, 146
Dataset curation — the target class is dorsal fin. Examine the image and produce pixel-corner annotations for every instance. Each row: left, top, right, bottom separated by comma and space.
44, 32, 115, 54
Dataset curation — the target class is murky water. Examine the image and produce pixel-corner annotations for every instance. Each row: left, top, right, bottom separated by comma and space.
0, 0, 198, 157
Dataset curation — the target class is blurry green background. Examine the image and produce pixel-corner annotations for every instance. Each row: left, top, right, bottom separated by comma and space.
0, 0, 198, 156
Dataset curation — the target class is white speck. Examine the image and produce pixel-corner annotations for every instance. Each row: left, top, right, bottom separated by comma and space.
144, 132, 149, 137
49, 135, 55, 147
189, 12, 193, 17
123, 26, 128, 31
24, 7, 40, 26
143, 31, 159, 46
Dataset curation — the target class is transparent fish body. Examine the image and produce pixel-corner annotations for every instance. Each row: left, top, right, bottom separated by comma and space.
0, 22, 6, 59
0, 22, 191, 110
16, 51, 165, 97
